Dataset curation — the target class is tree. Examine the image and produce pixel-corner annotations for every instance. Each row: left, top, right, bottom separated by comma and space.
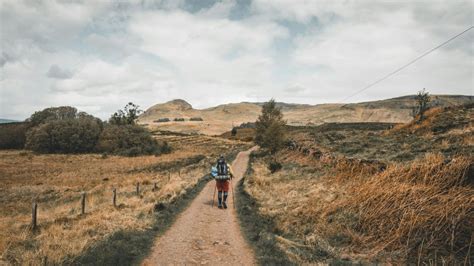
28, 106, 78, 126
255, 99, 287, 153
231, 127, 237, 136
109, 102, 142, 125
414, 88, 431, 121
25, 116, 102, 153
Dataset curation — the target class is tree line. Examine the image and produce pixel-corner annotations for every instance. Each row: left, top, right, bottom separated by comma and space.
0, 103, 170, 156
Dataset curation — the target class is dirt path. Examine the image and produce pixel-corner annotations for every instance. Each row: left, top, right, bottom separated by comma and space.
143, 148, 257, 266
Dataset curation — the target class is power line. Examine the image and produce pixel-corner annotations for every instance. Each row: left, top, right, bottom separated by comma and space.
341, 25, 474, 102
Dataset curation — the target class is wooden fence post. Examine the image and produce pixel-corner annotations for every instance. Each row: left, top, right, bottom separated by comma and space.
32, 202, 37, 230
153, 182, 158, 191
113, 188, 117, 207
81, 192, 86, 215
136, 182, 140, 196
168, 171, 171, 181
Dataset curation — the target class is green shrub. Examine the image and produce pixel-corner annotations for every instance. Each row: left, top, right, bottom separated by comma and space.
96, 125, 170, 156
25, 117, 102, 153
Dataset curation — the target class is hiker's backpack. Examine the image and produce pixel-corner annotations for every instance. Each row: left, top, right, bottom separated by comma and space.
211, 166, 218, 177
215, 159, 230, 180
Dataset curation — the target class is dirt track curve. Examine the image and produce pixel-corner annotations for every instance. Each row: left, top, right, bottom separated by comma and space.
143, 147, 257, 266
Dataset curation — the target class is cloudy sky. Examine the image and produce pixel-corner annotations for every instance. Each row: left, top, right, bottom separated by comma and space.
1, 0, 473, 120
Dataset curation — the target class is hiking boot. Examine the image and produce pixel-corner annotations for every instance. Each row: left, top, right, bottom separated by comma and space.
223, 202, 227, 209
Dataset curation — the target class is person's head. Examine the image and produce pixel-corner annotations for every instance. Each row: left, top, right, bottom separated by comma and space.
218, 154, 225, 163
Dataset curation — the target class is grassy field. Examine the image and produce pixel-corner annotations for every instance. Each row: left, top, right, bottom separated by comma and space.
240, 104, 473, 264
0, 133, 250, 265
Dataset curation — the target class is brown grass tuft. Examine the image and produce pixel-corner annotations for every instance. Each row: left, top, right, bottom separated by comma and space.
329, 154, 473, 262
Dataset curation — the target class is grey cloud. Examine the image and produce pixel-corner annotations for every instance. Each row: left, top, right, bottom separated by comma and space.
0, 52, 16, 67
47, 65, 73, 79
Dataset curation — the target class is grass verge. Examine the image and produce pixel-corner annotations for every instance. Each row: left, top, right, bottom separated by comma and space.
235, 153, 294, 266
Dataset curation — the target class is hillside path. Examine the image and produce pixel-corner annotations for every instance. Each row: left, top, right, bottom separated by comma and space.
142, 147, 257, 266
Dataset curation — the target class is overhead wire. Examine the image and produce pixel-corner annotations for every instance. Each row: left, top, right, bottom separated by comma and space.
340, 25, 473, 102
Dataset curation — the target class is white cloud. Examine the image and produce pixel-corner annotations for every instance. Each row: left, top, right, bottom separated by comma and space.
283, 0, 474, 102
127, 8, 288, 107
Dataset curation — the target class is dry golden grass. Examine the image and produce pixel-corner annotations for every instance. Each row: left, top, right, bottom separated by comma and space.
220, 128, 255, 142
0, 135, 249, 265
391, 107, 444, 134
244, 149, 473, 264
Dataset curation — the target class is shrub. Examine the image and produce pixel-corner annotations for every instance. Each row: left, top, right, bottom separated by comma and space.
231, 127, 237, 136
190, 117, 203, 121
0, 122, 29, 149
159, 141, 172, 154
268, 160, 282, 173
155, 118, 170, 123
96, 125, 170, 156
25, 117, 102, 153
238, 122, 256, 129
173, 118, 185, 122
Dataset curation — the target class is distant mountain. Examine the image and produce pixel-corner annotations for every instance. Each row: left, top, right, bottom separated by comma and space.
139, 95, 473, 135
0, 118, 19, 124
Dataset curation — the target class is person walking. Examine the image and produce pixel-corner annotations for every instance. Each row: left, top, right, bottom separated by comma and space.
212, 155, 234, 209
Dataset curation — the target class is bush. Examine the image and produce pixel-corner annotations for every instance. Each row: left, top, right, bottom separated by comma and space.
190, 117, 203, 121
25, 117, 102, 153
268, 160, 282, 173
0, 122, 29, 149
173, 118, 185, 122
159, 141, 172, 154
155, 118, 170, 123
24, 107, 104, 153
96, 125, 170, 156
238, 122, 256, 129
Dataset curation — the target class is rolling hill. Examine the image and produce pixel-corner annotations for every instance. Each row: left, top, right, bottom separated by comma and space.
138, 95, 472, 135
0, 118, 19, 124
